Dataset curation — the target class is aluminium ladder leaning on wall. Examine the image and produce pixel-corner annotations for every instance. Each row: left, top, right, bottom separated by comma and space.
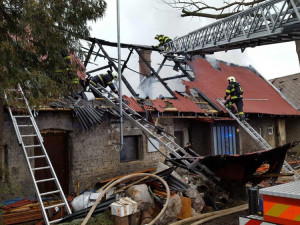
4, 84, 72, 225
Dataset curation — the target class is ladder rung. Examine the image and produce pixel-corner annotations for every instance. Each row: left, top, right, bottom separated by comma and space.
28, 155, 46, 159
32, 166, 50, 171
40, 190, 61, 196
14, 115, 31, 118
36, 178, 56, 183
24, 145, 41, 148
21, 134, 37, 137
6, 89, 18, 92
44, 203, 66, 210
49, 218, 63, 224
18, 124, 33, 127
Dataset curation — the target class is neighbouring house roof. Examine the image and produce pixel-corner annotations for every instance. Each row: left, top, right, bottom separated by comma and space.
270, 73, 300, 110
183, 57, 300, 116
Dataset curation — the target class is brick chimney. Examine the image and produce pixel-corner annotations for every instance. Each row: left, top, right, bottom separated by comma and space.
139, 49, 152, 80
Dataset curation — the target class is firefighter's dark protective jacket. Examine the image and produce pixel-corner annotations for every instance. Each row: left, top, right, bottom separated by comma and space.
156, 35, 171, 47
225, 82, 243, 100
90, 73, 118, 94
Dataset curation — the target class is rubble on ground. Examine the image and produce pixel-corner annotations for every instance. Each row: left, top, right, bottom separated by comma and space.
1, 161, 298, 225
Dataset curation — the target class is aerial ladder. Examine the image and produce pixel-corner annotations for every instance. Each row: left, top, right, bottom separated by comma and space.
4, 85, 72, 224
216, 98, 300, 179
163, 0, 300, 55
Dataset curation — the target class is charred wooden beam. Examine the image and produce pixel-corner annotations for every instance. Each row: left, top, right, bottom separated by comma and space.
95, 40, 139, 97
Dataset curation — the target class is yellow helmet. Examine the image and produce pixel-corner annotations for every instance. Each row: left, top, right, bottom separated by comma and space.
227, 76, 236, 82
112, 71, 119, 81
155, 34, 159, 40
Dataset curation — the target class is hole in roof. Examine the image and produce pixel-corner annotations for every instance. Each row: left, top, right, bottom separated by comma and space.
205, 57, 221, 71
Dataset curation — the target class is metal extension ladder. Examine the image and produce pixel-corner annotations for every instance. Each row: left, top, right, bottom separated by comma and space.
216, 98, 300, 179
4, 84, 72, 224
163, 0, 300, 55
89, 84, 220, 187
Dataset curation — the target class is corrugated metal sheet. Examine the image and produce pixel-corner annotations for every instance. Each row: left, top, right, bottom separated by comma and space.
185, 58, 300, 115
123, 95, 144, 112
168, 92, 205, 113
152, 98, 167, 112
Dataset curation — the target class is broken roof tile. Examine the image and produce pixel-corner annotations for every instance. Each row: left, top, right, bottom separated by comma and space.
152, 98, 167, 112
168, 92, 205, 113
123, 95, 144, 112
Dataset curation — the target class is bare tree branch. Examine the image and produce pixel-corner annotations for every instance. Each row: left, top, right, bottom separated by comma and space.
162, 0, 267, 18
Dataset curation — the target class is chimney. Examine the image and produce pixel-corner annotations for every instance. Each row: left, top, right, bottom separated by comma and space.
139, 49, 152, 81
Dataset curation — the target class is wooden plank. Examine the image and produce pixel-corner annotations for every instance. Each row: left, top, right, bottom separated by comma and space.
177, 196, 192, 219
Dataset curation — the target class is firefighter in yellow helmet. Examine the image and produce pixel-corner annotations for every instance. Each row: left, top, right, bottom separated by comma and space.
154, 34, 173, 51
224, 76, 245, 121
89, 70, 119, 96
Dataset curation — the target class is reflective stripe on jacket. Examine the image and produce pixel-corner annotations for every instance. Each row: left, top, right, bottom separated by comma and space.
90, 73, 118, 93
157, 35, 171, 47
225, 82, 243, 99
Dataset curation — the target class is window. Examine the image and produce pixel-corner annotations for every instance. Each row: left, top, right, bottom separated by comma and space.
120, 135, 142, 162
213, 125, 237, 155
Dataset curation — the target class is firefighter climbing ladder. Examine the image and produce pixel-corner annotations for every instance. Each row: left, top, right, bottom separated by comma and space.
216, 98, 300, 179
4, 84, 72, 225
163, 0, 300, 55
89, 84, 220, 187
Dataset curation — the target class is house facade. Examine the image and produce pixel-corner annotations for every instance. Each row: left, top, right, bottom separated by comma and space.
1, 57, 300, 201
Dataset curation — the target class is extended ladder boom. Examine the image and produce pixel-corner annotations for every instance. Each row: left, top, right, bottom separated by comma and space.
164, 0, 300, 55
216, 98, 300, 179
5, 85, 72, 224
89, 84, 221, 187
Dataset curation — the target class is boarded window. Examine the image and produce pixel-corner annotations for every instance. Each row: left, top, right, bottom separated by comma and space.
213, 125, 237, 155
120, 135, 142, 162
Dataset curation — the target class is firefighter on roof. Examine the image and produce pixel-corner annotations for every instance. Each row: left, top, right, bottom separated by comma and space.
90, 70, 119, 95
154, 34, 173, 51
224, 76, 245, 121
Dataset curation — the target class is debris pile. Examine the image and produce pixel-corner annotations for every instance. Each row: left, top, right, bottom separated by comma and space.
49, 95, 120, 130
0, 197, 72, 224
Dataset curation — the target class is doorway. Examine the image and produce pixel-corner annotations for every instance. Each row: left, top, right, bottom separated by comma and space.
34, 130, 70, 195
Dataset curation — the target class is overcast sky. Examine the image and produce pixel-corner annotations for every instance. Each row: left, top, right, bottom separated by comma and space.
86, 0, 300, 97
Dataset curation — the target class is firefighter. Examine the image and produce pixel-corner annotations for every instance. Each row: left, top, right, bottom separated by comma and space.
224, 76, 245, 121
90, 70, 119, 95
154, 34, 173, 51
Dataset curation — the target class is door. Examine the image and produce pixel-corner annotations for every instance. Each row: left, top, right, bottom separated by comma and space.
35, 131, 69, 195
213, 125, 238, 155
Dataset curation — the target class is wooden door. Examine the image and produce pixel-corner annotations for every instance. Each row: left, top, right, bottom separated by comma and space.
35, 131, 69, 195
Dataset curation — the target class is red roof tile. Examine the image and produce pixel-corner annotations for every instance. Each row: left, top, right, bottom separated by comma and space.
152, 98, 167, 112
123, 95, 144, 112
184, 58, 300, 115
168, 92, 205, 113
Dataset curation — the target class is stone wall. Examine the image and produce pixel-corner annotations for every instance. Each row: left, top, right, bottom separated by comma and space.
285, 117, 300, 155
1, 110, 167, 200
239, 117, 277, 154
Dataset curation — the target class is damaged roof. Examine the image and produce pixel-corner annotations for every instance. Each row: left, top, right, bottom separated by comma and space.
123, 57, 300, 116
183, 57, 300, 116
